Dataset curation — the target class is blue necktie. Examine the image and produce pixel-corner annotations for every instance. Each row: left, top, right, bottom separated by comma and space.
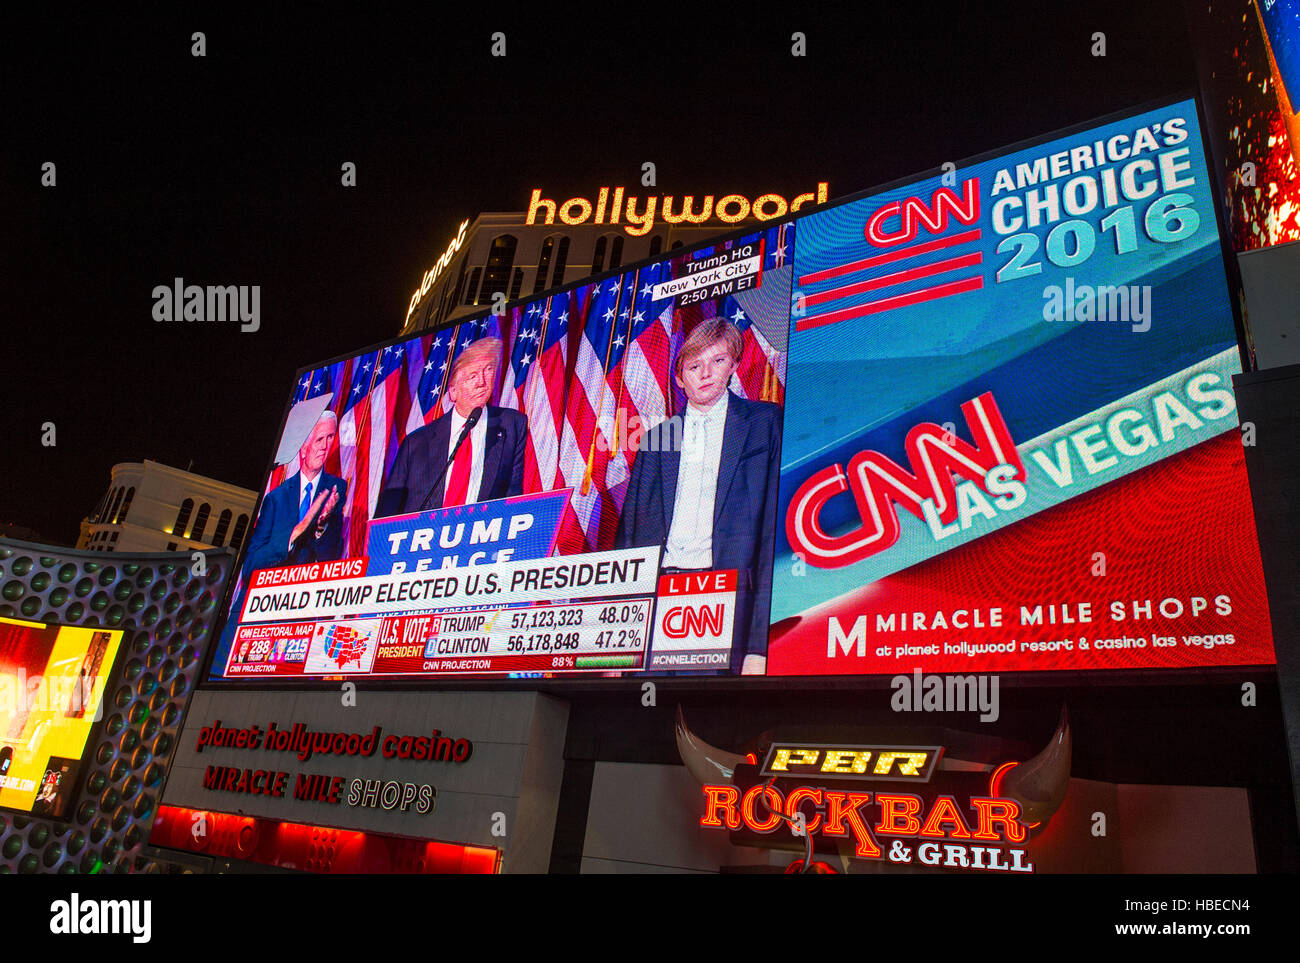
299, 480, 313, 522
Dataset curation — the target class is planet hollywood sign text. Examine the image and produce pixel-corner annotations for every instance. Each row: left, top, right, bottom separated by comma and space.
406, 218, 471, 322
193, 719, 473, 816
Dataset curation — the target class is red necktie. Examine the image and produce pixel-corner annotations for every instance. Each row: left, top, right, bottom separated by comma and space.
444, 429, 473, 507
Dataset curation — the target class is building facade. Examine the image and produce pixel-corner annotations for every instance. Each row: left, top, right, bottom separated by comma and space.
399, 183, 830, 336
77, 460, 257, 555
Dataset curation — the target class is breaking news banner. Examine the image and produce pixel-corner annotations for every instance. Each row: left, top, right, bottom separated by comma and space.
228, 548, 660, 678
769, 97, 1274, 677
365, 490, 569, 576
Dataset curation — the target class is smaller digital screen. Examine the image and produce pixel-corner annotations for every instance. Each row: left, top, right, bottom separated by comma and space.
0, 617, 123, 818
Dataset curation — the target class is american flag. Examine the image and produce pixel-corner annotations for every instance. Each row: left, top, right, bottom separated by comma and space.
487, 308, 513, 404
595, 271, 649, 518
618, 259, 679, 445
725, 296, 785, 404
738, 221, 794, 403
715, 226, 789, 403
337, 349, 380, 557
521, 291, 571, 498
274, 355, 368, 493
291, 362, 337, 407
268, 363, 337, 494
369, 339, 419, 532
403, 327, 458, 438
500, 299, 546, 410
376, 336, 426, 485
556, 276, 625, 553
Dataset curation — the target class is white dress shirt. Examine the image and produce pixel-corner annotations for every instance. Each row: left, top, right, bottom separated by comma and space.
444, 407, 489, 504
663, 394, 728, 568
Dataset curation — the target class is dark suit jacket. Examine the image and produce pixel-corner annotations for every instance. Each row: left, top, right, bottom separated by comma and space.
243, 470, 347, 577
615, 392, 782, 667
377, 406, 528, 517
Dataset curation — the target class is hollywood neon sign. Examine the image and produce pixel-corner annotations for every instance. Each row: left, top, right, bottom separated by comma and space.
525, 182, 830, 237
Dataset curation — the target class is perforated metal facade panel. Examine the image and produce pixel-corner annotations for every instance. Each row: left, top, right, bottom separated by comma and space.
0, 539, 232, 874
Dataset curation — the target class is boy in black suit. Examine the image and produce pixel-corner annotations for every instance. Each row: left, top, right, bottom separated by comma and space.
616, 319, 782, 675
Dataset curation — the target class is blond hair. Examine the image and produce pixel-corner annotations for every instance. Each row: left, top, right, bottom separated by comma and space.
675, 319, 743, 380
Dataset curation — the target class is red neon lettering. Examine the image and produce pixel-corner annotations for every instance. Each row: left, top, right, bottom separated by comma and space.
918, 795, 974, 839
785, 391, 1022, 568
741, 786, 785, 833
874, 793, 923, 836
822, 791, 880, 858
970, 797, 1026, 843
784, 787, 824, 833
865, 179, 980, 247
701, 785, 741, 829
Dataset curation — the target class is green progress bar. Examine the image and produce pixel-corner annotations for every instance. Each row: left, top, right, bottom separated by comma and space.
576, 655, 639, 668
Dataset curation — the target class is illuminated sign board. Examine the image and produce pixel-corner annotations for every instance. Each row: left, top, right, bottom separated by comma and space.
701, 782, 1035, 872
760, 743, 942, 781
0, 617, 123, 818
525, 182, 830, 235
771, 97, 1273, 676
212, 96, 1271, 683
406, 219, 470, 322
679, 708, 1068, 873
191, 718, 473, 815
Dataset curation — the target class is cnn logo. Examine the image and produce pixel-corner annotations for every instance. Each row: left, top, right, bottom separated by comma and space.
662, 604, 725, 639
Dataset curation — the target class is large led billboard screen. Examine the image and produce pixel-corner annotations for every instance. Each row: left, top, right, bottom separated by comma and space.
209, 96, 1273, 683
769, 100, 1273, 675
0, 617, 123, 818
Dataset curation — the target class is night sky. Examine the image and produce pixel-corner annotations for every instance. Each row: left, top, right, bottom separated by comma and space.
3, 2, 1199, 544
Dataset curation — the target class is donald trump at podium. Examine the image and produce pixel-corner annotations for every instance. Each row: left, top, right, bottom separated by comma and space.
377, 337, 528, 518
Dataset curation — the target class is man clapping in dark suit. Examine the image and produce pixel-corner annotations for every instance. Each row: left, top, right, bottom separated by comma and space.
616, 319, 782, 676
243, 410, 348, 573
377, 337, 528, 517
